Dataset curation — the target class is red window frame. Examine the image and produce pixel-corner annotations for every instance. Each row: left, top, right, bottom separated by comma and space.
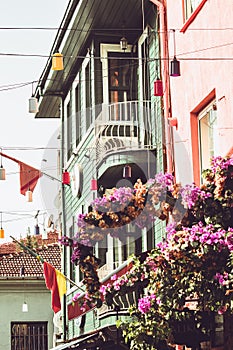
190, 89, 216, 186
181, 0, 208, 33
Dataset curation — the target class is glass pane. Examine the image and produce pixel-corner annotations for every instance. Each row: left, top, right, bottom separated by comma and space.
75, 84, 81, 145
108, 52, 136, 104
185, 0, 202, 19
199, 106, 217, 174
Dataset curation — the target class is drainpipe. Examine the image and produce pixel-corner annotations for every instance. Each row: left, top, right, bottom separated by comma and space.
60, 97, 67, 342
150, 0, 174, 175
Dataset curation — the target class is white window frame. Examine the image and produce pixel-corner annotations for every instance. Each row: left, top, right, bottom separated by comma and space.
64, 93, 72, 162
81, 53, 91, 133
100, 43, 132, 104
72, 73, 82, 148
184, 0, 202, 20
198, 100, 217, 175
138, 27, 149, 101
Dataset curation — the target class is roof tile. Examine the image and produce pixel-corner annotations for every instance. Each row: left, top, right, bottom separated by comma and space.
0, 231, 62, 277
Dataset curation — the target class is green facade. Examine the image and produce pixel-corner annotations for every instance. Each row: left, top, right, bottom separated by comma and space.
34, 1, 167, 346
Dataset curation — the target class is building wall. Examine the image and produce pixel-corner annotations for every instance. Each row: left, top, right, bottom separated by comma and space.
166, 0, 233, 185
34, 0, 166, 344
62, 20, 165, 339
0, 280, 54, 350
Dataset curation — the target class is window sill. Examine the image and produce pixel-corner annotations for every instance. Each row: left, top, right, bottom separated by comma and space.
181, 0, 208, 33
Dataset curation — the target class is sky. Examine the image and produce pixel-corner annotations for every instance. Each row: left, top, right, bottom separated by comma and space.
0, 1, 70, 242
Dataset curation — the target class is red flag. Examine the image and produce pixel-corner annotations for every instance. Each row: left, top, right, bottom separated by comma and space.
43, 261, 66, 313
0, 151, 42, 195
19, 161, 42, 195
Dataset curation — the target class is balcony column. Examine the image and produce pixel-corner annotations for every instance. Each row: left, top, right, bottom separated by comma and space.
150, 0, 174, 175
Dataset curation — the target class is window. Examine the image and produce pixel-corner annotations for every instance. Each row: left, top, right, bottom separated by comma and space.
198, 101, 217, 176
112, 225, 142, 265
11, 322, 48, 350
184, 0, 202, 19
66, 100, 72, 159
122, 236, 136, 261
75, 82, 81, 146
212, 314, 224, 347
98, 235, 107, 267
138, 28, 151, 101
108, 52, 136, 104
85, 62, 91, 130
100, 43, 137, 106
147, 226, 155, 251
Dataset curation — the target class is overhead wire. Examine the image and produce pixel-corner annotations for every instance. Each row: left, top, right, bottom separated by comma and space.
0, 26, 232, 32
0, 209, 55, 224
0, 37, 233, 93
1, 147, 59, 150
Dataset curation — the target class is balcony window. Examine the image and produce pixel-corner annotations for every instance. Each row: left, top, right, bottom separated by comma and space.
184, 0, 203, 19
198, 101, 217, 178
138, 28, 151, 101
108, 52, 137, 106
139, 36, 150, 100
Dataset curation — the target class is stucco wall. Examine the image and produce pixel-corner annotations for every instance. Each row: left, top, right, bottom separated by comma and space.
166, 0, 233, 184
0, 280, 54, 350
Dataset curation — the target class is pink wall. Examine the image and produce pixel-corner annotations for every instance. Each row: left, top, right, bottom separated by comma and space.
166, 0, 233, 184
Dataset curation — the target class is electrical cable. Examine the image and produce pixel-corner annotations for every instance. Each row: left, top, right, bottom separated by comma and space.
0, 26, 232, 32
0, 210, 57, 224
0, 147, 59, 150
1, 37, 233, 60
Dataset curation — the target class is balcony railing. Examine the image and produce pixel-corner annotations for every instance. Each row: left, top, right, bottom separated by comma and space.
97, 261, 124, 280
94, 100, 152, 164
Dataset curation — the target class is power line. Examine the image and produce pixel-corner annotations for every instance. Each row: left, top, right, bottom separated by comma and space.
0, 81, 34, 92
0, 52, 49, 58
0, 209, 57, 224
177, 41, 233, 57
0, 26, 143, 31
0, 41, 232, 93
0, 26, 232, 32
0, 44, 232, 60
1, 147, 58, 150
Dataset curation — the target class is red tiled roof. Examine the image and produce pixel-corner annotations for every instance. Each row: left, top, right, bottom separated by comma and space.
0, 231, 59, 256
0, 231, 62, 277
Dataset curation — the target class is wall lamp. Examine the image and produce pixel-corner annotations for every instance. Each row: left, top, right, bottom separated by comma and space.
120, 36, 128, 51
0, 149, 6, 180
170, 29, 181, 77
154, 60, 163, 96
123, 165, 132, 178
29, 82, 39, 114
170, 57, 180, 77
0, 212, 4, 239
52, 52, 64, 71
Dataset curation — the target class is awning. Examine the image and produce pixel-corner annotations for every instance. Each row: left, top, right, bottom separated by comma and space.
50, 332, 100, 350
50, 326, 127, 349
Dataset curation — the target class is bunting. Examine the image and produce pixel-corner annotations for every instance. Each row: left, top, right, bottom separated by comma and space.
43, 261, 67, 313
10, 236, 80, 315
0, 151, 42, 195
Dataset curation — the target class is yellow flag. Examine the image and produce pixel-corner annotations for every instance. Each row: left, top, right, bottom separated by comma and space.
55, 269, 67, 299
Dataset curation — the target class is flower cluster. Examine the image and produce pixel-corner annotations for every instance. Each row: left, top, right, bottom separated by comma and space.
179, 183, 211, 209
209, 155, 233, 174
59, 156, 233, 349
74, 173, 188, 247
97, 156, 233, 349
138, 294, 160, 314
